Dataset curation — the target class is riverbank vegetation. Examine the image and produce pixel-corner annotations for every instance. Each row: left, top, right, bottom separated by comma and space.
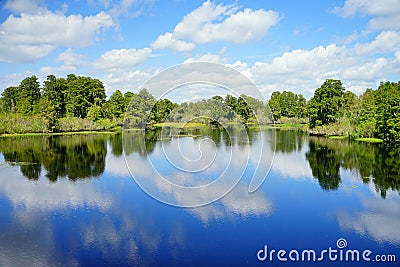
0, 74, 399, 145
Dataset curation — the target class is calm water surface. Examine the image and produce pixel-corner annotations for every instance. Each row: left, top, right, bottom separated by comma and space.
0, 129, 399, 266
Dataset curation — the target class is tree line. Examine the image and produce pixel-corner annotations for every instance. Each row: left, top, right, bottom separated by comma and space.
0, 75, 399, 145
306, 79, 400, 145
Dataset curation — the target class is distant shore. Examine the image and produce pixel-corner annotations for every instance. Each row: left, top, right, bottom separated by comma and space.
0, 122, 384, 145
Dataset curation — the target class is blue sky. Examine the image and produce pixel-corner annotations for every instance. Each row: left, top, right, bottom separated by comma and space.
0, 0, 399, 100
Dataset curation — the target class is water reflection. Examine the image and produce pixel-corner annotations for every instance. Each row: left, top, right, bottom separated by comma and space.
274, 129, 304, 153
0, 135, 107, 181
123, 128, 274, 208
304, 137, 400, 197
0, 131, 398, 266
306, 140, 341, 190
337, 192, 400, 245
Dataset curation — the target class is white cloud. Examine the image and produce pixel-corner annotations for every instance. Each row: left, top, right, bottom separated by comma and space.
0, 71, 34, 93
4, 0, 46, 14
151, 32, 195, 52
101, 69, 152, 95
334, 0, 400, 30
97, 27, 400, 99
56, 48, 86, 66
108, 0, 154, 18
93, 47, 151, 71
39, 65, 77, 77
152, 1, 279, 52
249, 31, 400, 98
354, 31, 400, 55
184, 52, 226, 64
0, 10, 115, 62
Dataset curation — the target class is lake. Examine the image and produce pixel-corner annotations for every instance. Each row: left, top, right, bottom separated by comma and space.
0, 128, 399, 266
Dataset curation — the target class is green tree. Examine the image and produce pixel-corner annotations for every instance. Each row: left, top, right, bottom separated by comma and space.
268, 91, 307, 121
38, 97, 57, 132
149, 98, 177, 124
124, 89, 156, 127
354, 88, 376, 138
107, 90, 125, 118
374, 81, 400, 144
124, 92, 134, 110
65, 75, 106, 118
236, 96, 253, 123
268, 91, 282, 121
1, 86, 19, 113
87, 105, 103, 121
308, 79, 345, 128
43, 75, 67, 118
296, 94, 307, 118
17, 75, 41, 115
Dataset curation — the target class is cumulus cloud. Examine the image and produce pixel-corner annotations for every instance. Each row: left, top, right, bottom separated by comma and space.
101, 69, 152, 95
151, 32, 195, 52
183, 52, 226, 64
56, 48, 86, 66
4, 0, 46, 14
0, 10, 115, 62
249, 31, 400, 98
334, 0, 400, 30
0, 71, 34, 93
39, 65, 77, 77
152, 1, 279, 52
93, 47, 152, 71
353, 31, 400, 55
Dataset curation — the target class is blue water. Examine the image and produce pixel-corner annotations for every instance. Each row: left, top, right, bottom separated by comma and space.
0, 131, 398, 266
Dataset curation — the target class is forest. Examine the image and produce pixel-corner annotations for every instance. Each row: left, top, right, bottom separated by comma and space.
0, 74, 399, 146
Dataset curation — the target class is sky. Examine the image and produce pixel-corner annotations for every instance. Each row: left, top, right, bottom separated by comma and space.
0, 0, 399, 101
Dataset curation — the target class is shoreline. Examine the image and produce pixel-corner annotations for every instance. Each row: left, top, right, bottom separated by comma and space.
0, 130, 120, 138
0, 123, 384, 144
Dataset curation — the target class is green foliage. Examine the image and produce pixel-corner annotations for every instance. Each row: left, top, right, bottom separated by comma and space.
17, 75, 41, 115
1, 86, 19, 113
124, 88, 156, 127
0, 114, 46, 134
58, 117, 118, 132
65, 75, 106, 118
107, 90, 125, 118
87, 105, 103, 121
43, 75, 68, 118
268, 91, 307, 121
224, 94, 255, 123
308, 79, 345, 128
0, 74, 399, 147
148, 98, 177, 124
353, 88, 376, 138
374, 81, 400, 145
38, 97, 57, 132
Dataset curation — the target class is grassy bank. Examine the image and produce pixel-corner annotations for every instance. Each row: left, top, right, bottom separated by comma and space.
355, 137, 383, 143
0, 114, 121, 136
0, 130, 119, 138
152, 122, 208, 128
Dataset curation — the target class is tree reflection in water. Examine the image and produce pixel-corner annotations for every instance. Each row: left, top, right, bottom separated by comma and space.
0, 134, 108, 181
0, 130, 398, 199
305, 137, 400, 198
